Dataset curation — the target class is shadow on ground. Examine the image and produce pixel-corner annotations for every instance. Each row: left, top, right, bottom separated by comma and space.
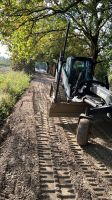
57, 119, 112, 169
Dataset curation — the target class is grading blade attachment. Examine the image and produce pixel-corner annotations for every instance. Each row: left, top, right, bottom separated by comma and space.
49, 101, 88, 117
49, 82, 88, 117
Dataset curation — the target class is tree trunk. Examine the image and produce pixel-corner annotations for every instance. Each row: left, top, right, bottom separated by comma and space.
90, 35, 99, 64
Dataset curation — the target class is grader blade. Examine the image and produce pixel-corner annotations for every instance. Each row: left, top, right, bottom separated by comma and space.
49, 102, 88, 117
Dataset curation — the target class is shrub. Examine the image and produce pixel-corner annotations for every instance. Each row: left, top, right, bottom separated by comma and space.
0, 93, 15, 122
0, 71, 30, 123
0, 71, 30, 98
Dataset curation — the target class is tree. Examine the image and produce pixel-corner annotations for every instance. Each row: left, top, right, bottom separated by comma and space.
0, 1, 81, 64
0, 0, 112, 66
66, 0, 112, 62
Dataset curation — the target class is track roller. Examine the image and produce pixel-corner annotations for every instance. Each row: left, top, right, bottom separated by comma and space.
76, 117, 90, 146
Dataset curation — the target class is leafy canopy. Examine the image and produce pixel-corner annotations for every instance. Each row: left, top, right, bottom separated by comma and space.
0, 0, 112, 65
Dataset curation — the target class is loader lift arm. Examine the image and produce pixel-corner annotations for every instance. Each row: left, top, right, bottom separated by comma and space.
55, 22, 70, 102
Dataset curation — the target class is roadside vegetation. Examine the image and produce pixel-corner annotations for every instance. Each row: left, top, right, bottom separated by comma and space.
0, 71, 30, 124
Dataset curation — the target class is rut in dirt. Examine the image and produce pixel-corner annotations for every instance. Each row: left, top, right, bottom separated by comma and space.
0, 72, 112, 200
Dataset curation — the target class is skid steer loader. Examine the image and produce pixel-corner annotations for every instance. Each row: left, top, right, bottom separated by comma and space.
49, 23, 112, 146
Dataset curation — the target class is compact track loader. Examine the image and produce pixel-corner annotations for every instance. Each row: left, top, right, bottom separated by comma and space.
49, 23, 112, 146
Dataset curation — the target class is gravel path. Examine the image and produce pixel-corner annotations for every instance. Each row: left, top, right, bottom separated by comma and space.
0, 72, 112, 200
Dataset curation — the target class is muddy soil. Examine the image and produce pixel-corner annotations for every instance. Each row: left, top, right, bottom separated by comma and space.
0, 72, 112, 200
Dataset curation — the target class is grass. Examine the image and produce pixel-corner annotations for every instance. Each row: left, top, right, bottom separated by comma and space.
0, 71, 30, 124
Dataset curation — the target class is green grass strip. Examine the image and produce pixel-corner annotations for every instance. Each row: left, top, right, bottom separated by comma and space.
0, 71, 30, 123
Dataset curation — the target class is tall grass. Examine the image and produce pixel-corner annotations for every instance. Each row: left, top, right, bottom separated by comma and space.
0, 71, 30, 123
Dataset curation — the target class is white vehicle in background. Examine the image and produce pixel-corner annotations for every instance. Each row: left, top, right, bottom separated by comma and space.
35, 62, 47, 73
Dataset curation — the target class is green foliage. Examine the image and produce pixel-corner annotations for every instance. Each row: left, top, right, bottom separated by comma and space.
0, 71, 30, 98
95, 62, 109, 82
0, 0, 112, 75
9, 17, 67, 63
0, 71, 30, 123
0, 93, 15, 121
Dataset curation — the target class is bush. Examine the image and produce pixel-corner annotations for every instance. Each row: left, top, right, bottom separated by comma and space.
0, 71, 30, 123
0, 71, 30, 98
0, 93, 15, 122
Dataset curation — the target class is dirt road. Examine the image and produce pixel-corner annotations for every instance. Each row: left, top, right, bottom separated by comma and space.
0, 73, 112, 200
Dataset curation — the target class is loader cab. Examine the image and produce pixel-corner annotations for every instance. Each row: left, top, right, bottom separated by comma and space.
65, 57, 94, 87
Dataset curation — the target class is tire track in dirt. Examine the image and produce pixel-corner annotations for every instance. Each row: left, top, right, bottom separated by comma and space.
58, 117, 112, 199
33, 83, 76, 199
48, 117, 92, 200
32, 75, 89, 199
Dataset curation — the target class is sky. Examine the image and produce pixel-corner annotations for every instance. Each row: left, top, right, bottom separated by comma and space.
0, 42, 10, 58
